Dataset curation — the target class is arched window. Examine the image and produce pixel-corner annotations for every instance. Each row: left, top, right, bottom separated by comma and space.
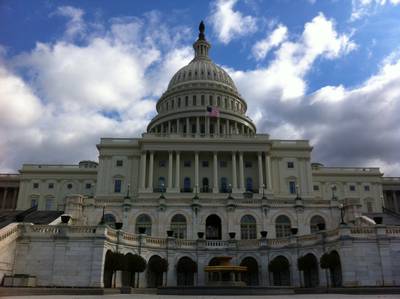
103, 213, 116, 228
310, 215, 326, 233
275, 215, 291, 238
114, 178, 122, 193
206, 214, 222, 240
135, 214, 152, 235
246, 177, 253, 192
183, 177, 191, 192
220, 177, 228, 193
45, 197, 54, 210
241, 215, 257, 239
202, 177, 209, 192
171, 214, 187, 239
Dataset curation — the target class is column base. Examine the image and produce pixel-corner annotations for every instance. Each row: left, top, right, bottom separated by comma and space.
212, 187, 219, 193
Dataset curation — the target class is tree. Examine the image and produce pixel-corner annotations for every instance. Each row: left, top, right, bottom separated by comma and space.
125, 254, 147, 288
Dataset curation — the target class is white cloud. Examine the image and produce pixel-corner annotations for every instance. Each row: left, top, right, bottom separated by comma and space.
351, 0, 400, 20
208, 0, 257, 44
0, 7, 192, 171
52, 6, 86, 39
252, 24, 288, 61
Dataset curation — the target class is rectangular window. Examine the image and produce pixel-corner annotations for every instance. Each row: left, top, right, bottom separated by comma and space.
364, 185, 370, 191
33, 183, 39, 189
184, 160, 191, 167
48, 183, 54, 189
31, 199, 38, 208
220, 161, 227, 168
289, 181, 296, 194
244, 161, 252, 168
116, 160, 123, 167
349, 185, 356, 191
46, 198, 53, 210
114, 179, 122, 193
85, 183, 91, 189
193, 95, 197, 106
159, 160, 166, 167
313, 185, 320, 191
287, 162, 294, 168
202, 160, 209, 167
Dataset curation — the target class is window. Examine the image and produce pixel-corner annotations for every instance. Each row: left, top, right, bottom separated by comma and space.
85, 183, 91, 189
193, 95, 197, 106
310, 215, 325, 233
246, 177, 253, 192
171, 214, 187, 239
364, 185, 370, 191
289, 181, 296, 194
244, 161, 252, 168
114, 179, 122, 193
33, 183, 39, 189
220, 160, 227, 168
185, 96, 188, 106
201, 95, 205, 106
202, 160, 209, 167
67, 183, 73, 189
116, 160, 123, 167
184, 160, 191, 167
45, 198, 53, 210
313, 185, 320, 191
367, 201, 373, 213
202, 177, 209, 192
287, 162, 294, 168
241, 215, 257, 239
103, 214, 116, 228
183, 177, 191, 192
159, 160, 166, 167
220, 177, 228, 193
136, 214, 152, 235
191, 124, 196, 133
31, 198, 38, 208
48, 183, 54, 189
349, 185, 356, 191
275, 215, 291, 238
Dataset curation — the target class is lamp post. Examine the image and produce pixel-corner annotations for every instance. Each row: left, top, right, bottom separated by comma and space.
160, 183, 165, 199
99, 204, 106, 225
124, 184, 131, 199
136, 227, 145, 288
339, 203, 346, 224
228, 183, 233, 199
295, 184, 301, 200
261, 183, 266, 199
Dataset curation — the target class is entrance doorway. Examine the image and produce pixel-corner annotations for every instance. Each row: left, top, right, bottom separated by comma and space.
205, 214, 222, 240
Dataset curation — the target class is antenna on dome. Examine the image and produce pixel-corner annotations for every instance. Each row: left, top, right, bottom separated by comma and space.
199, 20, 205, 40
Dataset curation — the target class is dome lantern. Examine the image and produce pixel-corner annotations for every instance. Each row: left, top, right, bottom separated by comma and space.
193, 21, 211, 61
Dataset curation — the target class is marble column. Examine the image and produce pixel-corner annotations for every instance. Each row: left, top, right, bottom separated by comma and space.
175, 151, 180, 191
206, 117, 210, 135
216, 117, 220, 136
258, 152, 264, 193
231, 152, 237, 191
140, 151, 147, 190
196, 117, 200, 136
167, 151, 173, 192
195, 152, 199, 192
176, 119, 180, 134
239, 152, 244, 190
186, 118, 190, 134
265, 153, 272, 190
168, 121, 171, 134
148, 151, 154, 191
213, 152, 218, 193
226, 119, 230, 135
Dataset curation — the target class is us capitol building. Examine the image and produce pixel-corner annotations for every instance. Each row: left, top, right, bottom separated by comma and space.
1, 22, 400, 291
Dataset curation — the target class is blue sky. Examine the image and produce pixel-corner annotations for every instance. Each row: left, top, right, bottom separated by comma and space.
1, 0, 400, 175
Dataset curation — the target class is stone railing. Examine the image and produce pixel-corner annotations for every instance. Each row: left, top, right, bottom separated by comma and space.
15, 224, 400, 252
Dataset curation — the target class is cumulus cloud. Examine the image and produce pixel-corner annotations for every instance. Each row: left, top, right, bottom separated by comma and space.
208, 0, 257, 44
252, 24, 288, 61
0, 7, 192, 171
351, 0, 400, 20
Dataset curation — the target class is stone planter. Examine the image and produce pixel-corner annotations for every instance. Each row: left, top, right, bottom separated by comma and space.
373, 217, 383, 224
197, 232, 204, 239
167, 230, 174, 237
138, 227, 146, 234
317, 223, 326, 231
229, 232, 236, 239
115, 222, 123, 230
260, 230, 268, 238
291, 228, 298, 235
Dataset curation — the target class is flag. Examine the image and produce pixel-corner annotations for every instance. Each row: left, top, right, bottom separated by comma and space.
206, 106, 220, 117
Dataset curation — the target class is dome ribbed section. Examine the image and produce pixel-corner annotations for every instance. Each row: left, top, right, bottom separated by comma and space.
167, 60, 238, 91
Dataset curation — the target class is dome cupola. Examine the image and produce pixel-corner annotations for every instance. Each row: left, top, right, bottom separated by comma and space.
147, 22, 256, 137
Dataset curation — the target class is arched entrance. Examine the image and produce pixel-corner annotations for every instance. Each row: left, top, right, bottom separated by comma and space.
103, 250, 113, 288
240, 257, 259, 286
298, 253, 319, 287
206, 214, 222, 240
329, 251, 342, 287
147, 255, 167, 288
269, 256, 290, 286
176, 256, 197, 286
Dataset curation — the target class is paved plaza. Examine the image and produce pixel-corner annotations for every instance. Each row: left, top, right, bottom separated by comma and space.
2, 295, 400, 299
